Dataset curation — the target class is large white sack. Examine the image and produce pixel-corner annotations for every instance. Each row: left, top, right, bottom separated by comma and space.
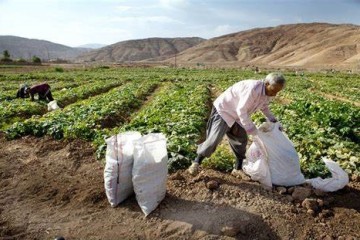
258, 122, 305, 186
306, 158, 349, 192
132, 133, 168, 216
104, 131, 142, 207
243, 137, 272, 188
244, 122, 305, 187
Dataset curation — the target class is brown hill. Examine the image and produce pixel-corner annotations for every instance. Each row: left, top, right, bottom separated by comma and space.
76, 37, 205, 62
0, 36, 90, 61
173, 23, 360, 69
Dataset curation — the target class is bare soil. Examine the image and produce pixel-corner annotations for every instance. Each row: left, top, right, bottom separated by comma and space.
317, 92, 360, 107
0, 134, 359, 240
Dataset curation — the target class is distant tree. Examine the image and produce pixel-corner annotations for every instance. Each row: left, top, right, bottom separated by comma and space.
32, 56, 41, 64
3, 50, 10, 59
1, 50, 12, 62
16, 58, 27, 63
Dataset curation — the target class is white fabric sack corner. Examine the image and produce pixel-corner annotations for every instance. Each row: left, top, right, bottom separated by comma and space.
306, 158, 349, 192
104, 131, 142, 207
132, 133, 168, 216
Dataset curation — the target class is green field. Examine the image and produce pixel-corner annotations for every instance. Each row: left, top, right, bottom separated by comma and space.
1, 66, 359, 178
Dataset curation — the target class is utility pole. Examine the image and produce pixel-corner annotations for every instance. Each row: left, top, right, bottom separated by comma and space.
44, 46, 50, 61
174, 52, 177, 68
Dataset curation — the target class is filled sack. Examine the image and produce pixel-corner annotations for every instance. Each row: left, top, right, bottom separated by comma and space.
243, 122, 305, 187
132, 133, 168, 216
243, 137, 272, 188
104, 131, 141, 207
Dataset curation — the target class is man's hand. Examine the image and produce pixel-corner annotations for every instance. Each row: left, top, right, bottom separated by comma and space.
270, 118, 283, 131
270, 118, 278, 123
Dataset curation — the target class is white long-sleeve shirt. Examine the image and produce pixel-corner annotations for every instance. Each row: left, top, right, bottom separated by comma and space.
213, 80, 277, 134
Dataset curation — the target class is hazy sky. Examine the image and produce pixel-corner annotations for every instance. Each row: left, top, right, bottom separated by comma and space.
1, 0, 359, 47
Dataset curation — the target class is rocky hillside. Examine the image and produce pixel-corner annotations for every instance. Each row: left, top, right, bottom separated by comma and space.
0, 36, 90, 61
5, 23, 359, 69
173, 23, 360, 69
76, 37, 205, 62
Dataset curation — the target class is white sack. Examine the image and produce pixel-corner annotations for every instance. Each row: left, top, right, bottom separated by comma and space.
243, 122, 305, 187
133, 133, 168, 216
306, 158, 349, 192
257, 122, 305, 186
104, 131, 141, 207
243, 137, 272, 188
47, 100, 60, 111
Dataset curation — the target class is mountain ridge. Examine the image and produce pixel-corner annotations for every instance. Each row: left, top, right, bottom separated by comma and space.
1, 23, 360, 69
76, 37, 205, 62
0, 35, 90, 60
171, 22, 360, 69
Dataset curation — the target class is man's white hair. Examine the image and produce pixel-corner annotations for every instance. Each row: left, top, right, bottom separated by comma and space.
264, 73, 285, 86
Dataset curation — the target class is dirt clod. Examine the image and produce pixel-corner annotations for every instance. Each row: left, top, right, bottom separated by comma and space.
292, 186, 312, 201
206, 180, 220, 190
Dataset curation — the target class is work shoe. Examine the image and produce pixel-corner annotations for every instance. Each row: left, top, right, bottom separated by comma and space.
231, 169, 251, 181
188, 162, 199, 176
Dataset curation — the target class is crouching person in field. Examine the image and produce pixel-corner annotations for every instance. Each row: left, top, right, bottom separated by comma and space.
25, 83, 54, 102
16, 84, 30, 98
188, 72, 286, 180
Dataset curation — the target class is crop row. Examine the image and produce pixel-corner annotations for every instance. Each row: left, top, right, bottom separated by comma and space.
306, 73, 360, 102
265, 75, 359, 177
0, 81, 88, 102
6, 80, 158, 141
0, 80, 125, 129
94, 81, 211, 171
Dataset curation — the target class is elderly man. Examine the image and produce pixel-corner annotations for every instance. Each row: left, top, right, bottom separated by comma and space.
188, 72, 285, 179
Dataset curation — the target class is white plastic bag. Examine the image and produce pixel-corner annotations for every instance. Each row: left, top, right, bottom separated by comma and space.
243, 136, 272, 188
47, 100, 60, 111
132, 133, 168, 216
243, 122, 305, 187
258, 122, 305, 186
244, 122, 348, 191
306, 158, 349, 192
104, 131, 142, 207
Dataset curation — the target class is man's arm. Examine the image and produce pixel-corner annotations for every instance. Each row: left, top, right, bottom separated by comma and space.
261, 104, 284, 130
29, 90, 35, 101
236, 89, 258, 135
260, 105, 277, 122
16, 89, 21, 98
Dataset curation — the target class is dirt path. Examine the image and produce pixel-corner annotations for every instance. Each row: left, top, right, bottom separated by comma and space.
308, 87, 360, 107
318, 92, 360, 107
0, 135, 359, 240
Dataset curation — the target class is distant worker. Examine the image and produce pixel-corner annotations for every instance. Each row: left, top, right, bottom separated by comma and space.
25, 82, 54, 102
188, 73, 286, 180
16, 83, 29, 98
